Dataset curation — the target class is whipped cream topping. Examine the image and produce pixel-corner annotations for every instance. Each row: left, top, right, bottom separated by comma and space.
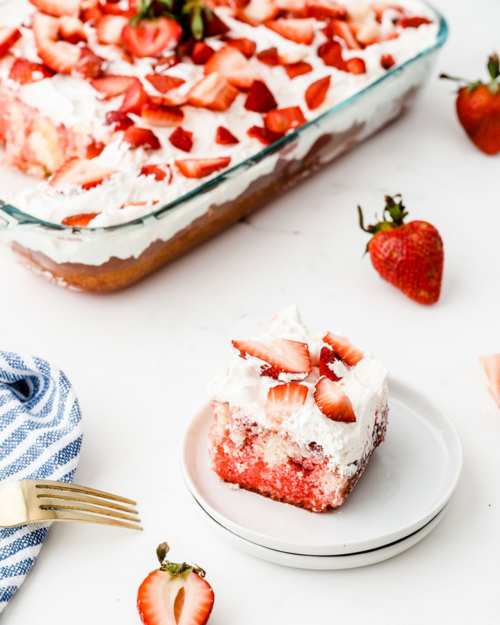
208, 305, 389, 475
0, 0, 439, 228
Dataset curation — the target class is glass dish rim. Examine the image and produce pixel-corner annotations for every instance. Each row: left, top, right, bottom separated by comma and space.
0, 4, 448, 235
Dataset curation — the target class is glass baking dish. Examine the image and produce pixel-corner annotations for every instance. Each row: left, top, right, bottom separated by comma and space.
0, 9, 447, 293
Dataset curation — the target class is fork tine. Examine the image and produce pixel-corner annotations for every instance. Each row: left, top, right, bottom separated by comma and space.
36, 490, 139, 515
38, 509, 143, 531
38, 498, 141, 523
34, 480, 137, 505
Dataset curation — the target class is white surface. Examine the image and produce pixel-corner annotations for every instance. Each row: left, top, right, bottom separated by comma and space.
190, 496, 452, 569
0, 0, 500, 622
182, 377, 462, 555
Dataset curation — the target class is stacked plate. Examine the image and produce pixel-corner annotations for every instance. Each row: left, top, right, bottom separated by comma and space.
181, 377, 462, 570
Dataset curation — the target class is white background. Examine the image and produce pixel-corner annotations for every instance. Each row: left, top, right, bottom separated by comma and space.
2, 0, 500, 622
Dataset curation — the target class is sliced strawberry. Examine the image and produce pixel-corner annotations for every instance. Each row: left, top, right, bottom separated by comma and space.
314, 377, 356, 422
145, 73, 185, 94
232, 338, 312, 378
205, 46, 260, 90
123, 126, 161, 149
400, 16, 432, 28
50, 157, 117, 190
317, 39, 347, 70
305, 75, 330, 110
265, 383, 308, 424
154, 54, 180, 71
247, 125, 284, 145
105, 109, 134, 130
381, 53, 395, 69
354, 22, 380, 46
204, 11, 231, 37
323, 332, 364, 366
140, 163, 171, 182
86, 140, 105, 159
99, 0, 135, 17
479, 354, 500, 408
175, 157, 231, 178
0, 28, 22, 58
96, 14, 127, 45
285, 61, 312, 79
58, 16, 87, 44
82, 6, 103, 24
266, 19, 315, 45
216, 126, 239, 144
191, 41, 215, 64
32, 13, 81, 74
237, 0, 279, 26
29, 0, 81, 17
346, 57, 366, 74
169, 127, 193, 152
8, 58, 53, 84
187, 73, 239, 112
371, 2, 402, 22
91, 75, 137, 98
222, 36, 256, 59
257, 47, 279, 66
323, 19, 360, 50
142, 102, 184, 127
274, 0, 307, 13
73, 47, 105, 79
120, 80, 150, 114
319, 347, 342, 381
264, 106, 306, 133
62, 213, 100, 226
244, 80, 277, 113
122, 17, 182, 58
306, 0, 347, 20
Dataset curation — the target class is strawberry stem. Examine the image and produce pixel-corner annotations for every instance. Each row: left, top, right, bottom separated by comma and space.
358, 195, 408, 252
440, 53, 500, 95
155, 543, 207, 578
130, 0, 213, 40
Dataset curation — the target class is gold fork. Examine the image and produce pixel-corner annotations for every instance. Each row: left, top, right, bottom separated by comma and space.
0, 479, 142, 530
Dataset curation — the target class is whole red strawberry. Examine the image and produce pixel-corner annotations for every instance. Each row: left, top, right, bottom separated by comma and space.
441, 53, 500, 155
358, 195, 444, 305
137, 542, 214, 625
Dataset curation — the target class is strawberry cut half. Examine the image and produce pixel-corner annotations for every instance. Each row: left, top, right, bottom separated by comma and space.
59, 16, 87, 44
247, 125, 284, 145
29, 0, 80, 17
244, 80, 277, 113
317, 39, 347, 70
187, 74, 239, 112
146, 73, 185, 93
205, 46, 260, 90
91, 75, 138, 99
314, 377, 356, 422
62, 213, 100, 227
381, 53, 396, 69
216, 126, 239, 144
50, 157, 117, 190
285, 61, 313, 79
264, 106, 306, 133
123, 126, 161, 149
232, 338, 312, 379
222, 36, 256, 59
96, 14, 128, 45
191, 41, 215, 64
142, 102, 184, 127
105, 110, 134, 130
319, 347, 342, 381
323, 332, 364, 367
266, 19, 315, 45
140, 163, 171, 182
120, 80, 150, 114
122, 17, 182, 58
169, 127, 193, 152
256, 47, 279, 66
0, 28, 21, 58
8, 58, 53, 84
305, 75, 330, 110
305, 0, 347, 20
175, 157, 231, 178
265, 383, 309, 425
32, 13, 81, 74
346, 57, 366, 74
479, 354, 500, 408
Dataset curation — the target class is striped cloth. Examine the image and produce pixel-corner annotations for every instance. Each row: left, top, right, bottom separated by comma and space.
0, 352, 82, 615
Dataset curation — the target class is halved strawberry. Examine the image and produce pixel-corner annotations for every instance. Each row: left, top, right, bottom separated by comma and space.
120, 80, 150, 114
265, 383, 308, 424
317, 39, 347, 70
191, 41, 215, 64
0, 28, 22, 58
86, 140, 105, 159
91, 75, 138, 98
232, 338, 312, 378
205, 46, 260, 90
266, 19, 315, 45
323, 19, 360, 50
305, 75, 330, 110
400, 16, 432, 28
319, 347, 342, 381
32, 13, 81, 74
264, 106, 306, 133
479, 354, 500, 408
29, 0, 81, 17
123, 126, 161, 149
175, 157, 231, 178
244, 80, 277, 113
140, 163, 171, 182
285, 61, 312, 79
50, 157, 117, 190
381, 53, 395, 69
62, 212, 100, 226
256, 47, 279, 66
314, 377, 356, 422
187, 73, 239, 112
145, 73, 185, 94
96, 14, 127, 45
58, 16, 87, 44
323, 332, 364, 366
247, 125, 284, 145
169, 127, 193, 152
8, 58, 53, 84
142, 102, 184, 126
122, 18, 182, 58
105, 109, 133, 130
73, 46, 105, 79
306, 0, 347, 20
346, 57, 366, 74
216, 126, 239, 144
222, 36, 256, 59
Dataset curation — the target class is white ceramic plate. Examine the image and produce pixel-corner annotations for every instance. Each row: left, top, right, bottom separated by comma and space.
181, 376, 462, 556
190, 494, 452, 570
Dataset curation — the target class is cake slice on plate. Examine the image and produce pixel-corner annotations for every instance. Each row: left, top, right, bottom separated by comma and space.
207, 305, 389, 513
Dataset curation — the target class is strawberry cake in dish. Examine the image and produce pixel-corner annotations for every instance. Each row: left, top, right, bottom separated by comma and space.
0, 0, 443, 291
207, 306, 389, 512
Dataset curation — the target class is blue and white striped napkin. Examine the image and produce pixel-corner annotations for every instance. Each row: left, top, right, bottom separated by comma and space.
0, 352, 83, 615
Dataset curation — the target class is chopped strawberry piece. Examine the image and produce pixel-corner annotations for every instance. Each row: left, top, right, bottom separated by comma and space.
73, 47, 105, 79
265, 383, 308, 424
145, 73, 185, 93
191, 41, 215, 65
169, 127, 193, 152
58, 16, 87, 44
122, 17, 182, 58
175, 157, 231, 178
205, 46, 260, 90
400, 16, 432, 28
8, 58, 53, 84
479, 354, 500, 408
222, 36, 256, 59
381, 53, 395, 69
232, 338, 312, 379
32, 13, 81, 74
323, 332, 364, 367
140, 163, 171, 182
29, 0, 80, 17
216, 126, 239, 144
154, 54, 180, 71
105, 110, 133, 130
244, 80, 277, 113
264, 106, 306, 133
237, 0, 279, 26
0, 27, 21, 58
266, 18, 315, 45
187, 74, 239, 112
123, 126, 161, 149
274, 0, 307, 13
305, 75, 330, 110
285, 61, 313, 79
354, 22, 380, 46
247, 125, 284, 145
317, 39, 347, 70
142, 102, 184, 127
99, 0, 135, 17
204, 11, 231, 36
62, 213, 100, 227
314, 377, 356, 422
306, 0, 347, 20
346, 57, 366, 74
82, 6, 103, 24
256, 47, 279, 66
260, 365, 281, 379
86, 140, 105, 159
120, 80, 150, 114
319, 347, 342, 381
323, 19, 360, 50
91, 75, 138, 98
96, 14, 127, 45
50, 157, 117, 190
